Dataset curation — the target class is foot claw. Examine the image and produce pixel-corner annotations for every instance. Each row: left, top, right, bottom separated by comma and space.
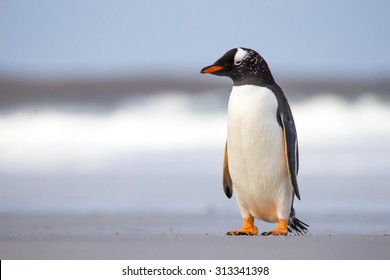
226, 231, 257, 236
261, 231, 288, 236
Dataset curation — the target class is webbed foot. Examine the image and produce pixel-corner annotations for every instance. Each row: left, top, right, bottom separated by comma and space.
261, 219, 288, 236
227, 216, 258, 236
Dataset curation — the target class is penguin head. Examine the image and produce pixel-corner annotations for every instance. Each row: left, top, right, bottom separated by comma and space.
201, 47, 275, 85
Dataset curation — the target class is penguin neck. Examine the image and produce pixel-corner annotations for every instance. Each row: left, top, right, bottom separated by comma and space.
232, 65, 276, 87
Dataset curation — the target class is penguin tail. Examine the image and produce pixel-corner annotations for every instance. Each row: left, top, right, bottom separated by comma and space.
288, 207, 309, 235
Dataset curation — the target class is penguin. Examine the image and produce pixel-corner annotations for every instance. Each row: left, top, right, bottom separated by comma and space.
201, 47, 308, 236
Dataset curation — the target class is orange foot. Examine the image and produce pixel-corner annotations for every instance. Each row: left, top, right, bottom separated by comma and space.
261, 219, 288, 236
227, 216, 258, 236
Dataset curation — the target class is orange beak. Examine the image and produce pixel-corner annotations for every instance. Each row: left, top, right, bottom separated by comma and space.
200, 65, 224, 74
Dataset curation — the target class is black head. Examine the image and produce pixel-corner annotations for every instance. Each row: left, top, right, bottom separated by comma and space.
200, 47, 275, 86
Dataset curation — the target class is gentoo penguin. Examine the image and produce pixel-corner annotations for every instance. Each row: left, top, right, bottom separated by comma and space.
201, 47, 308, 236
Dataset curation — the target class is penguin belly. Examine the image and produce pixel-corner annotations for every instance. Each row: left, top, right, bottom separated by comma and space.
227, 85, 293, 223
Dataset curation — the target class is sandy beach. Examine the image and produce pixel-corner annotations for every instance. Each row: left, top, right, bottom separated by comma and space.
1, 213, 389, 260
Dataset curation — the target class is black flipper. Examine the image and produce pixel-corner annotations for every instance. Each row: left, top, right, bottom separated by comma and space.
223, 141, 233, 198
280, 113, 301, 200
268, 82, 300, 200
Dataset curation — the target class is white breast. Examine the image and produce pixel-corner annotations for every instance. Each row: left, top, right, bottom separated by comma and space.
227, 85, 292, 222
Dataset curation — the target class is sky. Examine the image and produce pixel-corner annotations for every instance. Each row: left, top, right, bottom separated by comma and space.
0, 0, 389, 78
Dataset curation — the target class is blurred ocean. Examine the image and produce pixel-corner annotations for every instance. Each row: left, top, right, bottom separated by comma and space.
0, 76, 390, 233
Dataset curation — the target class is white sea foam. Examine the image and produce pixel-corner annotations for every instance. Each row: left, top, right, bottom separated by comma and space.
0, 92, 389, 175
294, 93, 390, 149
0, 93, 226, 173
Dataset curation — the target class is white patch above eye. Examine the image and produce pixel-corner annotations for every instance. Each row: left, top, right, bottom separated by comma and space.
234, 48, 247, 65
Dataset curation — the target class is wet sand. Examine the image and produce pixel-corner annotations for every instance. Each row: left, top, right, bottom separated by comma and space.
1, 213, 389, 260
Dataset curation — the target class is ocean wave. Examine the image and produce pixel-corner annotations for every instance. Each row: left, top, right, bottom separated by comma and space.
0, 92, 389, 174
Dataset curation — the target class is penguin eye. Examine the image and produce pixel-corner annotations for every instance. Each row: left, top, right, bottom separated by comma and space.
234, 60, 242, 66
